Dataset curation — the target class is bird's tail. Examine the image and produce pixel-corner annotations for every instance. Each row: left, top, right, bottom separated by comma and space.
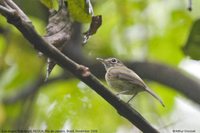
146, 87, 165, 107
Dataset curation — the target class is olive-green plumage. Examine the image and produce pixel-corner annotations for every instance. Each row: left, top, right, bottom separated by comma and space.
97, 57, 165, 107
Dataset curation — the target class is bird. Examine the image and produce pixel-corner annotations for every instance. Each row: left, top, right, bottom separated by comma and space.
97, 57, 165, 107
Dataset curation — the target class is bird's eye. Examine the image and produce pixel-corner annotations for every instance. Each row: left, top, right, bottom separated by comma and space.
111, 58, 117, 63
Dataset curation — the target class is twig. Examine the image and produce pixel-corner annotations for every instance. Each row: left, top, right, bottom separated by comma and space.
2, 74, 70, 104
85, 0, 94, 16
6, 0, 31, 22
0, 5, 14, 16
2, 77, 42, 104
0, 1, 159, 132
188, 0, 192, 11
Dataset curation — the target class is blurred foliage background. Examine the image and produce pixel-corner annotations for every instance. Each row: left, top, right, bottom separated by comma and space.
0, 0, 200, 133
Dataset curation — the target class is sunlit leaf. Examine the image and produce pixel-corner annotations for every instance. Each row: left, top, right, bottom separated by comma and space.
32, 80, 130, 131
148, 9, 192, 65
68, 0, 91, 23
40, 0, 59, 10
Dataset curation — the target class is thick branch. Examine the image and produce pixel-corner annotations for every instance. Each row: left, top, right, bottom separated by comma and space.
0, 1, 159, 132
5, 61, 200, 106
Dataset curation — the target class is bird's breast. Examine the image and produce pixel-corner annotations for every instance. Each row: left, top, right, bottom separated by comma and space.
105, 71, 140, 94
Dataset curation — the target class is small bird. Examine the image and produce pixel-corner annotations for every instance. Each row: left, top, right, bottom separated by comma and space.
97, 57, 165, 107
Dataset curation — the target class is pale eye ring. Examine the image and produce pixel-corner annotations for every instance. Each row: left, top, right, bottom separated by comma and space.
111, 58, 117, 63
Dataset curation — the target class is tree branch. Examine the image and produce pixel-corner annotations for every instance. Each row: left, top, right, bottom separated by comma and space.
5, 61, 200, 106
2, 74, 71, 104
0, 1, 159, 132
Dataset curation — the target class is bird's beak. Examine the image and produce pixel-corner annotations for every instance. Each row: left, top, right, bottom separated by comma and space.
96, 58, 105, 63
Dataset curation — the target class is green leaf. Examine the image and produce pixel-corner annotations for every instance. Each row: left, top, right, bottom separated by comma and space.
183, 19, 200, 60
148, 9, 192, 65
68, 0, 91, 23
40, 0, 59, 10
31, 80, 128, 131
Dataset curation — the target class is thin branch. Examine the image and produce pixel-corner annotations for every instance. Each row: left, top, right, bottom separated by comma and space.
188, 0, 192, 11
2, 0, 12, 10
2, 74, 71, 104
2, 77, 43, 104
6, 0, 31, 22
0, 4, 14, 16
0, 1, 159, 132
58, 0, 64, 9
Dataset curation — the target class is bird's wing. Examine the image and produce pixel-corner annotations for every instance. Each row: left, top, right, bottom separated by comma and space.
109, 67, 146, 89
109, 67, 165, 107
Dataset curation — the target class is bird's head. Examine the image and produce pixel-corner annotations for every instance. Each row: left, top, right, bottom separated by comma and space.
96, 57, 124, 70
